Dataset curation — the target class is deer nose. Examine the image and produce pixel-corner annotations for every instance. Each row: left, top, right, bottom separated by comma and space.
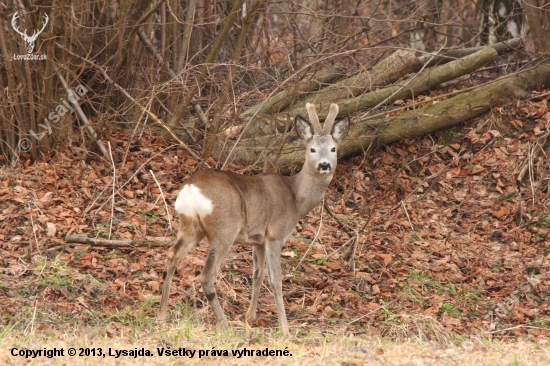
318, 162, 331, 172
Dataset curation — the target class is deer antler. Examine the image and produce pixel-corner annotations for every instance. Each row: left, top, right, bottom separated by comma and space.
305, 103, 322, 135
322, 103, 339, 135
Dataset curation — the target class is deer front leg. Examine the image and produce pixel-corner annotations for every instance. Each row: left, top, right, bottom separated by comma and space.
265, 241, 289, 336
246, 245, 266, 324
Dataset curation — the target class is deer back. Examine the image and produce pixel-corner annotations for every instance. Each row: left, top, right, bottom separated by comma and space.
176, 170, 300, 244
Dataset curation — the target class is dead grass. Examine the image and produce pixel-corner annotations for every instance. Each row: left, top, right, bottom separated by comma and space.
1, 318, 550, 365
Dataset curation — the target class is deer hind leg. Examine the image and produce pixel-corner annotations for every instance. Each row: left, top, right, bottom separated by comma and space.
265, 240, 289, 336
158, 215, 203, 322
199, 237, 234, 328
246, 245, 266, 324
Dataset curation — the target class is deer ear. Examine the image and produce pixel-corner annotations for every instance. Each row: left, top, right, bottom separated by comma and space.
295, 115, 314, 142
331, 116, 350, 143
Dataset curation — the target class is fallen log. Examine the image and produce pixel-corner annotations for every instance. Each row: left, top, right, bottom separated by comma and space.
418, 37, 522, 67
65, 234, 172, 248
240, 40, 520, 128
221, 62, 550, 174
324, 47, 497, 118
283, 49, 422, 117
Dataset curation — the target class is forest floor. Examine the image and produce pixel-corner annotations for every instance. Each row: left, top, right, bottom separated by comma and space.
2, 76, 550, 364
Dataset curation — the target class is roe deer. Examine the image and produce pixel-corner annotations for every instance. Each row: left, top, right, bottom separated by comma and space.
158, 103, 350, 335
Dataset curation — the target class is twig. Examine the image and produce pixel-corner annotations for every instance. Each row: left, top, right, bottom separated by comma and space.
65, 235, 173, 248
490, 324, 550, 333
327, 235, 357, 260
401, 200, 417, 238
517, 133, 550, 197
24, 300, 38, 334
107, 142, 116, 239
149, 169, 173, 231
28, 203, 40, 257
294, 198, 325, 271
510, 215, 550, 231
323, 202, 354, 236
526, 90, 550, 100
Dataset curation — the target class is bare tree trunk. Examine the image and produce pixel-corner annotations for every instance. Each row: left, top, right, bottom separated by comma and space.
524, 0, 550, 54
168, 0, 246, 128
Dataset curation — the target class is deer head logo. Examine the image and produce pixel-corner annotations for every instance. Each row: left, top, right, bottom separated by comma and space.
11, 11, 49, 54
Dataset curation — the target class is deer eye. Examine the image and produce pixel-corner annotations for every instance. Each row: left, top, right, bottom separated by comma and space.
331, 147, 336, 152
310, 148, 316, 153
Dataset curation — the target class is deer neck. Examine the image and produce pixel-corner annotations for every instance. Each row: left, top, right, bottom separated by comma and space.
289, 168, 333, 218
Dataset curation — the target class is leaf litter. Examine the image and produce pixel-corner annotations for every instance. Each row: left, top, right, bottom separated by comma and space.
1, 92, 550, 348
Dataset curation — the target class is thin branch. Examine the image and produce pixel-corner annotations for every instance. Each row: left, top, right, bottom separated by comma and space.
65, 235, 172, 248
294, 198, 325, 271
107, 142, 117, 239
150, 169, 173, 231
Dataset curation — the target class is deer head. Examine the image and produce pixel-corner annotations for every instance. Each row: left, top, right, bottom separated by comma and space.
295, 103, 349, 177
11, 11, 49, 54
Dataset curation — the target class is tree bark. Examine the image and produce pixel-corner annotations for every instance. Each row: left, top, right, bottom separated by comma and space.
222, 62, 550, 174
418, 37, 522, 67
523, 0, 550, 54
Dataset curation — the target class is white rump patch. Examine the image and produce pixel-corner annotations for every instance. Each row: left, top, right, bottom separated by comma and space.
174, 184, 213, 218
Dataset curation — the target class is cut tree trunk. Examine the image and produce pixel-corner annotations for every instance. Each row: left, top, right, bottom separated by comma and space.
221, 62, 550, 174
418, 38, 522, 66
